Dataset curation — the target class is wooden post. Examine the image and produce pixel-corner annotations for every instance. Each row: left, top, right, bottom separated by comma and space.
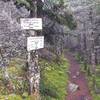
27, 0, 42, 97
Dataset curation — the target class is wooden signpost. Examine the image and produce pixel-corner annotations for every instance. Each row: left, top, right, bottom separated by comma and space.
20, 0, 44, 96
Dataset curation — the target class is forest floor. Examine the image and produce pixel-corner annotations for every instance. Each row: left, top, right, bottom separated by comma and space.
65, 52, 92, 100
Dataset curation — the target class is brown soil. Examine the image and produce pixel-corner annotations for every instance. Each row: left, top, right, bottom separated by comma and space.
65, 52, 92, 100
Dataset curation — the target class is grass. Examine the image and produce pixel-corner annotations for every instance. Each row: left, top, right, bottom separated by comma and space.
88, 76, 100, 100
91, 65, 100, 100
80, 63, 100, 100
0, 53, 69, 100
39, 55, 69, 100
0, 58, 31, 100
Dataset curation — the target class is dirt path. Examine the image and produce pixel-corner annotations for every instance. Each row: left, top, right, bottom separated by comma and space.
65, 52, 92, 100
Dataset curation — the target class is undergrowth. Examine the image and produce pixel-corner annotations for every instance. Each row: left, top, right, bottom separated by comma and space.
39, 55, 69, 100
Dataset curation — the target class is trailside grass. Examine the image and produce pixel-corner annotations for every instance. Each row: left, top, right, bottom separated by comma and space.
39, 55, 69, 100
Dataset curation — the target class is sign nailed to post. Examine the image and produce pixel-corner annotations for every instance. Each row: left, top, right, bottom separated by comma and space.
27, 36, 44, 51
20, 18, 42, 30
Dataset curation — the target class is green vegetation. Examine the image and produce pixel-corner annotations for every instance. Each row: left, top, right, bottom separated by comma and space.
90, 65, 100, 100
88, 75, 100, 100
15, 0, 77, 30
80, 61, 100, 100
39, 55, 69, 100
0, 55, 69, 100
75, 53, 100, 100
0, 58, 31, 100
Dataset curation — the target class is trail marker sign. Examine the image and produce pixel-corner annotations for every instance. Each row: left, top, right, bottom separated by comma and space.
20, 18, 42, 30
27, 36, 44, 51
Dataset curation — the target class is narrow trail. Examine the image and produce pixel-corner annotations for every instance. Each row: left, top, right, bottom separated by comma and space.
65, 52, 92, 100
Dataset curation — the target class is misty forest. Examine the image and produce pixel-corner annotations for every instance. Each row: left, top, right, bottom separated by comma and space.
0, 0, 100, 100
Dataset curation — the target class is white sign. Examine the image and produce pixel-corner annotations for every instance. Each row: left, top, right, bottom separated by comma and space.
27, 36, 44, 51
42, 0, 44, 2
20, 18, 42, 30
